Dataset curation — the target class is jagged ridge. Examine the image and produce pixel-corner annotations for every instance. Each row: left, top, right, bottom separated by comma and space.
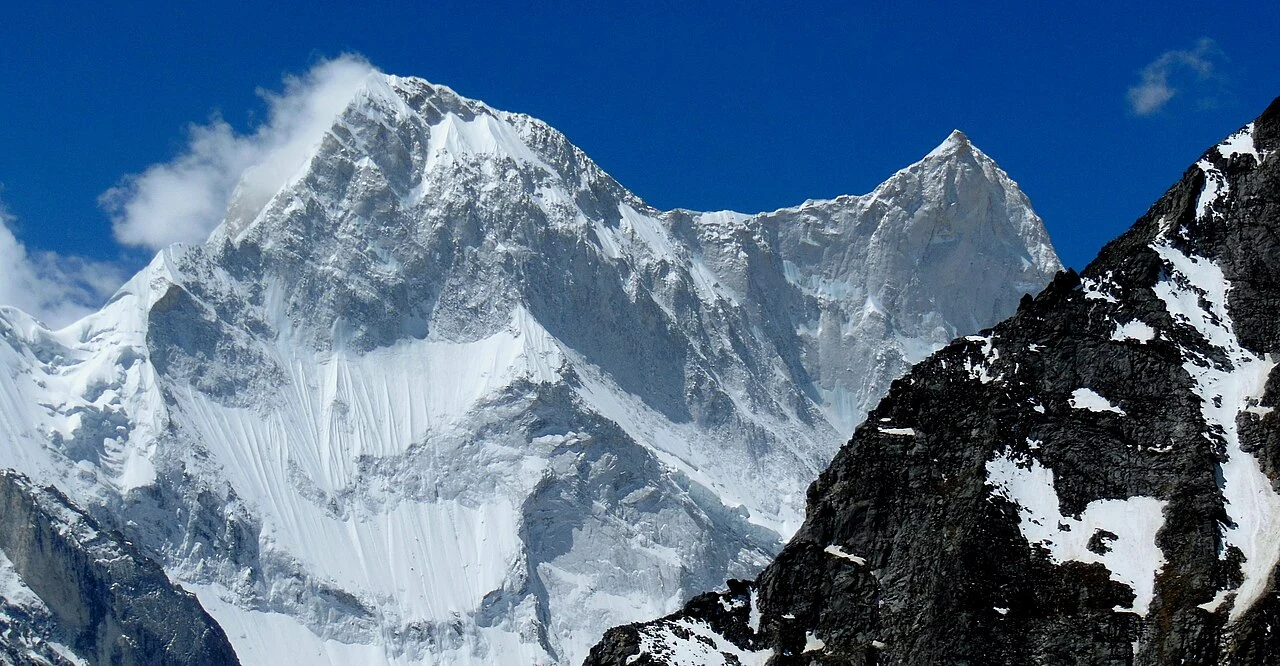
0, 470, 238, 665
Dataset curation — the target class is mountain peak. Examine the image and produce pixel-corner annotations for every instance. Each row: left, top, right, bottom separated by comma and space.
925, 129, 974, 159
216, 69, 629, 249
0, 70, 1065, 666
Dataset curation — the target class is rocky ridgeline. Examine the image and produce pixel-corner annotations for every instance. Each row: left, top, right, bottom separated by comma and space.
586, 99, 1280, 665
0, 470, 238, 665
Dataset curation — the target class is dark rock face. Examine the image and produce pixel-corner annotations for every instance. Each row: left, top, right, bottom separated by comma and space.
586, 100, 1280, 665
0, 471, 239, 665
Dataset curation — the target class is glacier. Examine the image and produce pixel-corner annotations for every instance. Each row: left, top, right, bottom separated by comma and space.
0, 71, 1059, 665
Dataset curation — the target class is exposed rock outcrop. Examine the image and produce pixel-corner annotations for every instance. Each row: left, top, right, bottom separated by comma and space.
0, 470, 238, 665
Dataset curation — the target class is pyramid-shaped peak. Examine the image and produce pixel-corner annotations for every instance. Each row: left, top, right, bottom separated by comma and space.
924, 129, 976, 159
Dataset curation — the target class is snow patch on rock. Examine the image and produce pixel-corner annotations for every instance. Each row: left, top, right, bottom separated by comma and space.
1070, 388, 1126, 415
1111, 320, 1156, 343
1152, 242, 1280, 622
634, 618, 772, 666
986, 450, 1167, 615
1081, 275, 1120, 303
1195, 159, 1230, 221
1218, 122, 1268, 165
824, 544, 867, 565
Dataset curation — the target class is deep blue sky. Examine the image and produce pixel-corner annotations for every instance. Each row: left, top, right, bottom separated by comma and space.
2, 2, 1279, 276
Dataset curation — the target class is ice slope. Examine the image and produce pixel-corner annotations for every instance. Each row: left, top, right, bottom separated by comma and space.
0, 72, 1059, 664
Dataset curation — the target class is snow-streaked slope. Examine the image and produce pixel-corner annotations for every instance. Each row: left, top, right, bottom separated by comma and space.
0, 72, 1059, 664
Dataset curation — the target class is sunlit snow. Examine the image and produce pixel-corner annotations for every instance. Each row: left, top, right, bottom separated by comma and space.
986, 450, 1166, 615
1111, 320, 1156, 343
1151, 242, 1280, 621
0, 72, 1063, 665
1069, 388, 1126, 415
824, 544, 867, 565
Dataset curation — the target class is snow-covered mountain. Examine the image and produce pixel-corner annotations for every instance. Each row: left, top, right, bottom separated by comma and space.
0, 72, 1058, 665
586, 98, 1280, 666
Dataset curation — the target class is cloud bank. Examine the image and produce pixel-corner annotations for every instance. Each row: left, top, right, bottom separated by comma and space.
0, 197, 126, 328
1127, 38, 1222, 116
101, 54, 376, 250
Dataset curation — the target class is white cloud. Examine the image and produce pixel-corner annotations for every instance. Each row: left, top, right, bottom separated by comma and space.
0, 197, 126, 328
101, 54, 376, 250
1128, 38, 1223, 116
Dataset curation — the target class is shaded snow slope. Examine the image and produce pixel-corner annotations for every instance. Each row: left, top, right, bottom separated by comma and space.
0, 72, 1059, 664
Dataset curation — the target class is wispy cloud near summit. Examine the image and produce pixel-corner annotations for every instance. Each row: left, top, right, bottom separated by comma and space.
0, 195, 125, 328
1127, 38, 1223, 116
100, 54, 376, 250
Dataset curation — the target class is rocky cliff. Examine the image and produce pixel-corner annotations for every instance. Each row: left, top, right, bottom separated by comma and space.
0, 470, 238, 665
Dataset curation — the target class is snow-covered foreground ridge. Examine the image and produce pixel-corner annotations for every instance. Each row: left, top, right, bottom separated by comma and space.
0, 71, 1059, 665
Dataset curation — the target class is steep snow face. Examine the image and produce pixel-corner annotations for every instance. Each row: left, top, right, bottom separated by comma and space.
0, 73, 1059, 665
694, 130, 1060, 432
